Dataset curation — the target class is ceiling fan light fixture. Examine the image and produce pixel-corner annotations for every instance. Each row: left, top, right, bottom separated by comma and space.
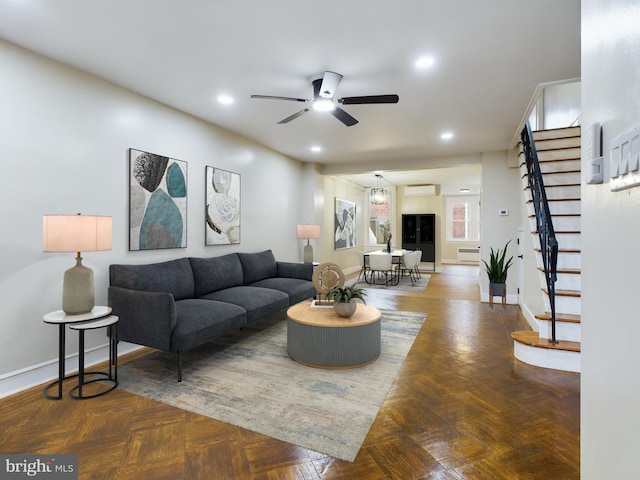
415, 55, 435, 70
312, 98, 335, 112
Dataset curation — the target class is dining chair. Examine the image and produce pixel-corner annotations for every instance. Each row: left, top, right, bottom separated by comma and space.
357, 251, 370, 282
368, 253, 398, 286
401, 250, 420, 285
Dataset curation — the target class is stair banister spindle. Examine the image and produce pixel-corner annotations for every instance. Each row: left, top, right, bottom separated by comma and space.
521, 123, 559, 344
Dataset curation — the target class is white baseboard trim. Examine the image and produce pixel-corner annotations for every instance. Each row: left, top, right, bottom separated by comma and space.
0, 342, 143, 399
520, 302, 540, 331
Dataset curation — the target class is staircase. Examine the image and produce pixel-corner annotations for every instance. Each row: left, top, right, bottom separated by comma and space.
512, 126, 581, 373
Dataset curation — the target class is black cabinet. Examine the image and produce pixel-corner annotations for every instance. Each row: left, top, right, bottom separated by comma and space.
402, 214, 435, 263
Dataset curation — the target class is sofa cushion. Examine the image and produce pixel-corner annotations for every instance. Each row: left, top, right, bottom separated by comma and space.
237, 250, 278, 285
251, 278, 316, 305
200, 286, 288, 323
171, 299, 247, 352
189, 254, 244, 297
109, 258, 194, 300
277, 261, 313, 281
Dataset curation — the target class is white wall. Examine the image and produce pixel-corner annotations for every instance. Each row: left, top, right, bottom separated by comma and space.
321, 176, 365, 270
480, 152, 522, 302
581, 1, 640, 478
0, 39, 307, 387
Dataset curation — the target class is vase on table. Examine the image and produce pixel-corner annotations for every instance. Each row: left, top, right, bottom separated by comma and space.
333, 301, 357, 318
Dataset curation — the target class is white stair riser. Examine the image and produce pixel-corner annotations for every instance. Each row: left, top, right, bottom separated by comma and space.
536, 252, 581, 270
534, 136, 582, 149
536, 147, 581, 161
529, 216, 580, 232
535, 185, 581, 200
520, 159, 581, 176
544, 294, 580, 316
538, 270, 581, 291
527, 201, 581, 216
521, 173, 580, 190
533, 233, 581, 250
539, 319, 581, 342
533, 127, 580, 141
513, 341, 581, 373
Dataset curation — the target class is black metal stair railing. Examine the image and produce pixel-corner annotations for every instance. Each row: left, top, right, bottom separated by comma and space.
521, 123, 559, 343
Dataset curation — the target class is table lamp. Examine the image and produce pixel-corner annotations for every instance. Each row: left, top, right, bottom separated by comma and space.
43, 214, 112, 315
297, 224, 320, 263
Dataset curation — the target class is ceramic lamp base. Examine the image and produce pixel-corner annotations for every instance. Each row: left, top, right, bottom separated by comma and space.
62, 256, 95, 315
303, 243, 314, 264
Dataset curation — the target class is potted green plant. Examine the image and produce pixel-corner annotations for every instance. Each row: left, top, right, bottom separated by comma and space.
482, 240, 514, 297
326, 285, 367, 317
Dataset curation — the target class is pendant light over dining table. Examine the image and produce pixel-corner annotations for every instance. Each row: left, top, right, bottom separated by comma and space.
370, 174, 388, 205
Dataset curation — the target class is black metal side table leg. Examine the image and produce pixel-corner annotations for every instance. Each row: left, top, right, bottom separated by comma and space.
42, 324, 66, 400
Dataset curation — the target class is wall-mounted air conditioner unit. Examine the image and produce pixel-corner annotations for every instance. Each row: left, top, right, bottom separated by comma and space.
404, 184, 437, 196
457, 247, 480, 263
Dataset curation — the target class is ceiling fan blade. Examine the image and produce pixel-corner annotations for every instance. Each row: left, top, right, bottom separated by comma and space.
251, 94, 308, 103
339, 94, 399, 105
318, 71, 343, 99
277, 109, 309, 124
331, 107, 358, 127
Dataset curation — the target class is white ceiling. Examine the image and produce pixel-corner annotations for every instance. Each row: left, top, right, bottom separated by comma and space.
0, 0, 580, 189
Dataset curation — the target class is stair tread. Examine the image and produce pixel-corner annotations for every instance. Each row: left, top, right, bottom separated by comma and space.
542, 288, 581, 297
537, 267, 581, 275
528, 213, 581, 218
521, 170, 582, 177
527, 198, 581, 203
535, 312, 581, 323
532, 230, 581, 235
535, 248, 581, 253
512, 331, 581, 352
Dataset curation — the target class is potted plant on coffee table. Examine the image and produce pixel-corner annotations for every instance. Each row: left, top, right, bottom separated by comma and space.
482, 240, 514, 299
326, 285, 367, 317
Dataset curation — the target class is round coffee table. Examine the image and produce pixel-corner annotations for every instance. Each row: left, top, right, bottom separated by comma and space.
287, 302, 382, 368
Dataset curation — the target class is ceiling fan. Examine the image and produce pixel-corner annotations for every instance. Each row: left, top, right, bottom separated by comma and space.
250, 71, 399, 127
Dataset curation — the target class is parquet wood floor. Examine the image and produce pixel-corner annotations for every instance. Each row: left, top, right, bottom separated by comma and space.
0, 265, 580, 479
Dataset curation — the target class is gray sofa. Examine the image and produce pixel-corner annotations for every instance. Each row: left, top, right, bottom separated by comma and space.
108, 250, 315, 381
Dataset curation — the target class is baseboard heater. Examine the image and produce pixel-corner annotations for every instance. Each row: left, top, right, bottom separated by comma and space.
457, 247, 480, 263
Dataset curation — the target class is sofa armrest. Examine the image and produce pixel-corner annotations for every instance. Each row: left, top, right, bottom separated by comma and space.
108, 286, 177, 351
277, 261, 313, 281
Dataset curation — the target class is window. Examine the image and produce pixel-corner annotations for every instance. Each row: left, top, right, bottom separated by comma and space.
369, 199, 391, 245
451, 202, 469, 240
446, 195, 480, 242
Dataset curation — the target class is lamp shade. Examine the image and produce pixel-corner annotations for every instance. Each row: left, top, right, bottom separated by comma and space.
43, 215, 112, 253
297, 224, 320, 240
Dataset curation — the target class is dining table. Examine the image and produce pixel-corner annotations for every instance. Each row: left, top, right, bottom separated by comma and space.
363, 249, 412, 285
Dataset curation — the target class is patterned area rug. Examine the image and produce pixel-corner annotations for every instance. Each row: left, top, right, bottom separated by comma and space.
118, 309, 426, 462
346, 273, 431, 292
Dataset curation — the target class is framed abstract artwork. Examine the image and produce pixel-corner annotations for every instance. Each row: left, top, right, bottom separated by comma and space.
334, 197, 356, 250
205, 166, 241, 245
129, 148, 187, 251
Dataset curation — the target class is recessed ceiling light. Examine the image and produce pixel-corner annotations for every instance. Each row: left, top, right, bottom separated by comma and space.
441, 131, 454, 141
310, 145, 322, 153
415, 55, 435, 70
217, 94, 234, 105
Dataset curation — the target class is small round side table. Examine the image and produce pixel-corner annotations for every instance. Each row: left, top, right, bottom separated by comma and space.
68, 315, 119, 399
42, 306, 116, 400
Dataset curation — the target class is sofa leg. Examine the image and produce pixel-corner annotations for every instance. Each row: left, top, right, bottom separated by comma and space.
178, 351, 182, 382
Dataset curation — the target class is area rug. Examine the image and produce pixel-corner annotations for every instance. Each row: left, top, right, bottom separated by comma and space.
346, 273, 431, 292
118, 309, 426, 462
